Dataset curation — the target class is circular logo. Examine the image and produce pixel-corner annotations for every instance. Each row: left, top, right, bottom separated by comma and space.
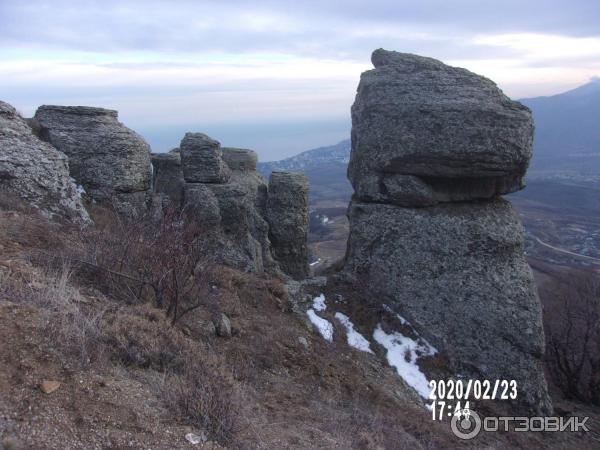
451, 409, 482, 440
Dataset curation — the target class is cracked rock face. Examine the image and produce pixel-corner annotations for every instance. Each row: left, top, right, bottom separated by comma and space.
0, 101, 89, 223
33, 105, 152, 207
349, 49, 534, 207
343, 49, 550, 414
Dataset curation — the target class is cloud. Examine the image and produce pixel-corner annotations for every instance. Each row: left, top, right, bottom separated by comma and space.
0, 0, 599, 158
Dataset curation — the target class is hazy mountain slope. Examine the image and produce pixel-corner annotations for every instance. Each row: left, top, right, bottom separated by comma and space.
258, 140, 352, 202
259, 80, 600, 202
520, 79, 600, 178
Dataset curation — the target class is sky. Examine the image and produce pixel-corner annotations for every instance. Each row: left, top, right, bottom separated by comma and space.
1, 0, 599, 161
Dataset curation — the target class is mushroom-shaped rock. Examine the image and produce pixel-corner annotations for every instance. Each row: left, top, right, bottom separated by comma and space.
349, 49, 534, 206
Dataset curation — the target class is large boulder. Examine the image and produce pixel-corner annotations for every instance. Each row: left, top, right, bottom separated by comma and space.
349, 49, 533, 206
180, 133, 231, 184
0, 101, 89, 222
266, 171, 309, 280
343, 49, 550, 414
33, 106, 152, 209
345, 198, 550, 412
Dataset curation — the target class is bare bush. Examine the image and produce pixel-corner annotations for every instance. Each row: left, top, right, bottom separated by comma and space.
544, 270, 600, 404
77, 204, 216, 324
162, 357, 243, 447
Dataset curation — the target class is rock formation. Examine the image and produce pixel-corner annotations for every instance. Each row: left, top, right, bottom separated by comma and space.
154, 134, 309, 278
33, 105, 152, 213
266, 171, 310, 279
0, 101, 88, 222
151, 149, 184, 208
180, 133, 231, 184
349, 49, 533, 207
344, 49, 551, 414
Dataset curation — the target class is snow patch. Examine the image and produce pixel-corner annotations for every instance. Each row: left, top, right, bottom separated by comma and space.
334, 312, 373, 353
307, 294, 333, 341
309, 258, 322, 267
307, 309, 333, 342
373, 324, 436, 398
312, 294, 326, 312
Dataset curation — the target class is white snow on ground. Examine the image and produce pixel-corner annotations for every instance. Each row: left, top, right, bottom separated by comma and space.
307, 294, 333, 341
334, 312, 373, 353
76, 184, 86, 195
312, 294, 327, 311
309, 258, 322, 267
373, 324, 436, 398
307, 309, 333, 342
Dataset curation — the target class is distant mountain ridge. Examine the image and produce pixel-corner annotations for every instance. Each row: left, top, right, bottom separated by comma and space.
258, 139, 350, 176
259, 80, 600, 190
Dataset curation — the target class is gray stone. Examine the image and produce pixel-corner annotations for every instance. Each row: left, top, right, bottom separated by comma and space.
215, 313, 232, 338
33, 105, 152, 205
266, 171, 310, 279
222, 147, 258, 171
342, 49, 550, 414
344, 199, 550, 413
180, 133, 231, 183
0, 101, 89, 223
151, 150, 184, 208
183, 183, 221, 228
349, 49, 533, 206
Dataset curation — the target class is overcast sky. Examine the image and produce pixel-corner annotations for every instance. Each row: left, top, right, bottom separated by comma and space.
1, 0, 599, 160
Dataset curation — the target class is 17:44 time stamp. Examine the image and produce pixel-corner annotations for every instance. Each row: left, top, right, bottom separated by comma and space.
429, 379, 517, 420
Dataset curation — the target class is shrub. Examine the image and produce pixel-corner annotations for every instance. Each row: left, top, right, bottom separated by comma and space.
544, 270, 600, 404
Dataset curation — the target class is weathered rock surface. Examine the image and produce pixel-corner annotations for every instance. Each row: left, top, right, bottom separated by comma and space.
0, 101, 88, 222
180, 133, 231, 184
267, 172, 310, 280
349, 49, 533, 206
344, 199, 550, 412
152, 149, 184, 208
151, 132, 309, 278
343, 49, 550, 414
222, 148, 258, 171
33, 106, 152, 208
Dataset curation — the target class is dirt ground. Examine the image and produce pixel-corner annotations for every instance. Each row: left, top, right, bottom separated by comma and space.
1, 207, 600, 449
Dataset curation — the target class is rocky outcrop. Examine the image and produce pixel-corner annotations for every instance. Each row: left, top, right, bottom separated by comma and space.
33, 105, 152, 213
180, 133, 231, 184
222, 148, 258, 171
343, 49, 550, 414
266, 172, 310, 279
349, 49, 533, 207
0, 101, 88, 222
154, 134, 308, 278
151, 149, 184, 208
